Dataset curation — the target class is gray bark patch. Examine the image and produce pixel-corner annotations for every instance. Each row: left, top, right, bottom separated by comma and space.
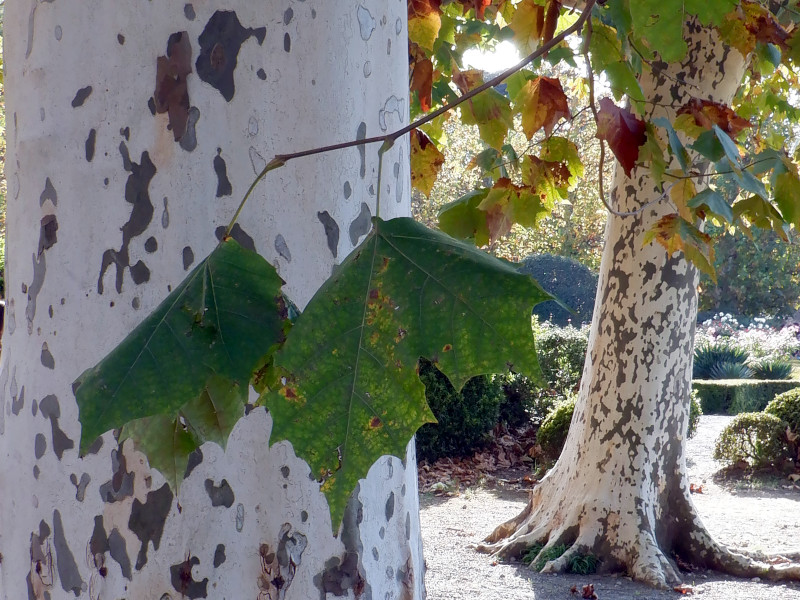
39, 394, 73, 459
349, 202, 371, 246
284, 32, 291, 52
90, 515, 110, 557
144, 236, 158, 253
40, 342, 55, 369
357, 6, 376, 40
180, 106, 201, 152
235, 503, 245, 532
53, 510, 85, 596
274, 234, 292, 262
213, 149, 232, 197
184, 447, 203, 479
317, 211, 339, 258
344, 181, 352, 199
182, 246, 195, 270
98, 145, 156, 294
379, 96, 403, 131
11, 384, 24, 415
214, 223, 256, 251
154, 32, 193, 143
108, 528, 133, 580
283, 7, 293, 24
195, 10, 266, 102
184, 3, 195, 20
71, 85, 92, 108
34, 433, 47, 459
98, 448, 134, 503
38, 214, 59, 254
70, 472, 91, 501
40, 177, 57, 206
171, 555, 208, 599
85, 128, 96, 161
129, 483, 173, 570
385, 492, 395, 521
162, 197, 170, 228
257, 68, 267, 80
26, 252, 47, 333
204, 478, 235, 508
213, 544, 226, 567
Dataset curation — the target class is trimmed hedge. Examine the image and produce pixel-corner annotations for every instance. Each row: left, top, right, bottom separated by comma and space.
713, 412, 792, 468
519, 254, 598, 326
692, 379, 800, 415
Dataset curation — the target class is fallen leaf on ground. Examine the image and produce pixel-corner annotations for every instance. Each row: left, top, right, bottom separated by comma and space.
689, 483, 704, 494
581, 583, 598, 599
673, 583, 695, 594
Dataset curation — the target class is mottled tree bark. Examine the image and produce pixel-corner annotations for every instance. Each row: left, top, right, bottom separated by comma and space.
480, 20, 800, 587
0, 2, 424, 599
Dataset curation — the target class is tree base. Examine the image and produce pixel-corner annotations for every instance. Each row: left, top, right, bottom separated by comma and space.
477, 475, 800, 588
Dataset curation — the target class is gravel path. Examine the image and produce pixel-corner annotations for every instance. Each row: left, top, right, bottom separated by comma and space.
420, 415, 800, 599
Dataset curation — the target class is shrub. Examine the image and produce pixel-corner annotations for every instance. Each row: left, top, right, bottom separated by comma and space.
688, 390, 702, 439
496, 373, 554, 427
537, 396, 576, 459
692, 380, 800, 414
534, 322, 589, 393
765, 388, 800, 434
751, 358, 793, 380
519, 254, 598, 327
708, 361, 753, 380
693, 341, 749, 379
713, 412, 792, 468
415, 359, 504, 462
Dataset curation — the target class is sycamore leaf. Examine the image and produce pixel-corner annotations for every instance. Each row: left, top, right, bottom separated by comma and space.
774, 170, 800, 229
604, 61, 646, 108
676, 98, 751, 136
688, 188, 733, 224
509, 0, 547, 52
733, 195, 788, 240
669, 177, 697, 222
74, 239, 287, 454
268, 217, 550, 531
410, 53, 434, 113
478, 178, 551, 242
456, 70, 513, 150
119, 377, 244, 490
513, 76, 570, 139
653, 117, 689, 173
643, 214, 716, 280
713, 124, 743, 169
410, 129, 445, 197
718, 1, 790, 58
595, 97, 647, 177
540, 136, 584, 189
438, 189, 491, 246
409, 0, 442, 51
690, 130, 726, 163
639, 124, 668, 185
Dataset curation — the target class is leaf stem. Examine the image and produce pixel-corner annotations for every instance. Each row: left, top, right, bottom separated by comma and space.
224, 157, 285, 239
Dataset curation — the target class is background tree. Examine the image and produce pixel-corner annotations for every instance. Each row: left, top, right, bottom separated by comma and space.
0, 2, 425, 598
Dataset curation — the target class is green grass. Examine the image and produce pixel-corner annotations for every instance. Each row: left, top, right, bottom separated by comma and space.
522, 543, 599, 574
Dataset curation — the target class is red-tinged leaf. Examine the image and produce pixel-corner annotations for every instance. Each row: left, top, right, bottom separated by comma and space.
408, 0, 442, 51
410, 129, 445, 197
477, 178, 549, 243
742, 0, 789, 49
513, 76, 570, 139
454, 0, 492, 19
411, 55, 434, 112
676, 98, 751, 136
595, 97, 647, 177
581, 584, 598, 599
541, 1, 561, 48
643, 214, 715, 280
452, 67, 485, 95
522, 155, 571, 199
455, 68, 513, 150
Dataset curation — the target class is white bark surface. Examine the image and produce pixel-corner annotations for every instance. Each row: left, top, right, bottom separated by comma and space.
0, 2, 423, 598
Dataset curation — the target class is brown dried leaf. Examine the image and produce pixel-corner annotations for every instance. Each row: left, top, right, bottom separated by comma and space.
676, 98, 751, 136
410, 52, 434, 113
514, 76, 570, 139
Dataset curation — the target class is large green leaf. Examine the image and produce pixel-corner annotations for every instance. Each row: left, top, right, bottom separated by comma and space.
74, 239, 287, 454
267, 217, 550, 531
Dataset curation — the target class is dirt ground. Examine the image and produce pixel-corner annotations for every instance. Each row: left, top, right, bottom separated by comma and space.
419, 415, 800, 599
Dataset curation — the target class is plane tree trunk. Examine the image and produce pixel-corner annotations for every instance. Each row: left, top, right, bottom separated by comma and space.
480, 19, 800, 587
0, 2, 424, 599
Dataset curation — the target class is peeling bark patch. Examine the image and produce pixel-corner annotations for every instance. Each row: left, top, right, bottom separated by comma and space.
343, 181, 352, 199
182, 246, 195, 270
39, 178, 57, 207
155, 32, 193, 143
204, 478, 235, 508
314, 494, 368, 599
357, 6, 376, 40
379, 96, 404, 131
257, 68, 267, 80
284, 8, 294, 24
213, 544, 226, 567
213, 149, 232, 197
184, 3, 196, 20
40, 342, 55, 369
118, 34, 125, 45
39, 395, 73, 459
71, 86, 93, 108
301, 510, 308, 522
280, 465, 291, 478
90, 516, 110, 557
284, 33, 291, 52
385, 492, 395, 521
85, 128, 96, 161
235, 503, 245, 531
144, 236, 158, 253
29, 521, 53, 598
98, 146, 156, 294
70, 472, 90, 501
317, 211, 339, 258
184, 447, 203, 479
53, 510, 85, 596
349, 203, 371, 246
171, 555, 208, 599
34, 433, 47, 459
214, 223, 256, 252
38, 214, 59, 254
357, 122, 367, 178
11, 384, 25, 415
275, 235, 291, 262
130, 261, 151, 285
98, 449, 134, 503
196, 10, 267, 102
129, 483, 173, 570
162, 197, 170, 228
108, 528, 132, 580
26, 253, 47, 333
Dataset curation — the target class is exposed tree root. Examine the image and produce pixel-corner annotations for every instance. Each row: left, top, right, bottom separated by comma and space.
477, 479, 800, 588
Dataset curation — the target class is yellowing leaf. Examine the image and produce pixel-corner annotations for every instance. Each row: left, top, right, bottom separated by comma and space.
438, 189, 491, 246
669, 177, 697, 222
478, 178, 550, 242
639, 124, 668, 186
774, 170, 800, 229
513, 76, 570, 139
509, 0, 547, 52
410, 129, 445, 197
455, 68, 513, 150
643, 214, 716, 280
409, 0, 442, 51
